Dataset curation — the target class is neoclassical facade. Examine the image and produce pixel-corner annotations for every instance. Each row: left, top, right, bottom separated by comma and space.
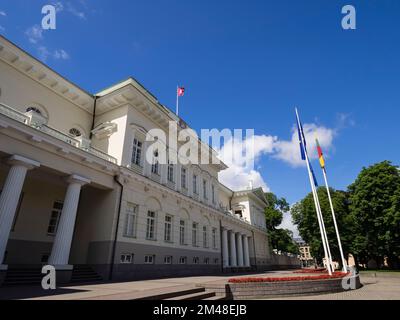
0, 35, 292, 285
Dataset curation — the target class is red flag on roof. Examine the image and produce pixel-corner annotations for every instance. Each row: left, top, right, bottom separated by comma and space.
177, 87, 185, 97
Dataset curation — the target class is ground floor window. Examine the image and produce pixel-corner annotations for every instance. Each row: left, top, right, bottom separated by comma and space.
214, 258, 219, 264
47, 201, 63, 235
144, 255, 155, 264
193, 257, 199, 264
179, 256, 187, 264
124, 203, 138, 238
121, 254, 134, 264
179, 220, 186, 245
204, 257, 210, 264
146, 211, 156, 240
164, 256, 173, 264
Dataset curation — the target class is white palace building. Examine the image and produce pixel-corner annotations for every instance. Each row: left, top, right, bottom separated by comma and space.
0, 35, 298, 285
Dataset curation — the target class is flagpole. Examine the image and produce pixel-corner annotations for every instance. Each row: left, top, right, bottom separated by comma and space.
322, 167, 348, 272
295, 108, 332, 275
176, 85, 179, 116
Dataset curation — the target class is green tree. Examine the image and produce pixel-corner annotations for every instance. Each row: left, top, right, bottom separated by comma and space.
264, 193, 298, 254
291, 187, 353, 265
348, 161, 400, 268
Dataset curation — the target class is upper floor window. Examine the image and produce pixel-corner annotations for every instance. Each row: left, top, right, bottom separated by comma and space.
69, 128, 82, 137
179, 220, 186, 245
164, 215, 173, 242
146, 211, 156, 240
193, 174, 198, 194
124, 203, 138, 238
211, 185, 215, 204
151, 150, 159, 175
167, 161, 174, 182
26, 107, 42, 115
181, 168, 187, 189
192, 222, 198, 246
131, 138, 143, 167
203, 179, 208, 199
203, 226, 208, 248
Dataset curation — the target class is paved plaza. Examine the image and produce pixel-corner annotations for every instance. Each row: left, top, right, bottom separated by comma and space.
0, 271, 399, 300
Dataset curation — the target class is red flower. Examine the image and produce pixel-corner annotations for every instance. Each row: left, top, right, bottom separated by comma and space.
228, 272, 349, 283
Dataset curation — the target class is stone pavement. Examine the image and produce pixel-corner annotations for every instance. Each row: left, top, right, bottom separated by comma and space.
0, 270, 399, 300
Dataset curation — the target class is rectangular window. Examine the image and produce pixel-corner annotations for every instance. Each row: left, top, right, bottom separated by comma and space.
211, 185, 215, 204
192, 222, 198, 246
124, 203, 138, 238
167, 161, 174, 182
120, 254, 133, 264
203, 226, 208, 248
131, 138, 142, 167
164, 215, 173, 242
181, 168, 187, 189
193, 175, 198, 194
179, 256, 187, 264
144, 255, 155, 264
193, 257, 199, 264
164, 256, 173, 264
204, 257, 210, 265
179, 220, 186, 245
214, 258, 219, 264
146, 211, 156, 240
203, 179, 207, 199
212, 228, 217, 249
151, 151, 159, 175
47, 201, 63, 235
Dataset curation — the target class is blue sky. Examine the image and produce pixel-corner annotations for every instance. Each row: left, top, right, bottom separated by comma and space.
0, 0, 399, 211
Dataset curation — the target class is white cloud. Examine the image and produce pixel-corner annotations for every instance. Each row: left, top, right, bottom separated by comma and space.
218, 122, 335, 192
25, 25, 43, 44
0, 25, 4, 32
53, 49, 70, 60
0, 11, 6, 17
279, 211, 299, 238
273, 123, 335, 167
66, 2, 86, 19
53, 1, 64, 12
37, 46, 50, 62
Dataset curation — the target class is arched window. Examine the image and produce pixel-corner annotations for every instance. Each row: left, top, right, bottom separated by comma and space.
26, 107, 42, 115
69, 128, 82, 137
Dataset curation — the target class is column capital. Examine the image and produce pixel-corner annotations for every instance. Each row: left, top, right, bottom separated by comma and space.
66, 174, 91, 186
7, 155, 40, 170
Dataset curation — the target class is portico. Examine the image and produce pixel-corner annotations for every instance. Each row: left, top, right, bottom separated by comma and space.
221, 227, 251, 270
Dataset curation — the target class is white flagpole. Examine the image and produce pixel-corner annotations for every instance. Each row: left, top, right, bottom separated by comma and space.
314, 185, 335, 272
295, 108, 332, 275
322, 167, 348, 272
176, 86, 179, 116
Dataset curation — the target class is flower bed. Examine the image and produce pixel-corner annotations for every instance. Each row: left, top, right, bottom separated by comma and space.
293, 268, 328, 274
228, 272, 349, 283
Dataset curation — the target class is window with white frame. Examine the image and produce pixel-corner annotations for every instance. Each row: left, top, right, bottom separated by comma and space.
146, 211, 156, 240
193, 174, 198, 194
181, 167, 187, 189
193, 257, 199, 264
47, 201, 63, 235
179, 256, 187, 264
203, 226, 208, 248
164, 215, 173, 242
203, 179, 208, 199
164, 256, 173, 264
151, 150, 159, 175
179, 220, 186, 245
212, 228, 217, 249
120, 253, 133, 264
131, 138, 143, 167
204, 257, 210, 264
192, 222, 198, 246
167, 161, 174, 182
144, 255, 155, 264
124, 203, 138, 238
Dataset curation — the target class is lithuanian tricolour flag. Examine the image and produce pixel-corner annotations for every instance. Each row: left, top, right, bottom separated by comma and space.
315, 138, 325, 169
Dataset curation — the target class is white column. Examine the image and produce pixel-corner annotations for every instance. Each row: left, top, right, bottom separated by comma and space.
0, 155, 40, 266
48, 175, 90, 267
175, 162, 181, 192
222, 228, 229, 268
236, 233, 244, 267
123, 128, 135, 167
229, 230, 237, 267
243, 236, 250, 267
142, 140, 151, 177
187, 166, 193, 197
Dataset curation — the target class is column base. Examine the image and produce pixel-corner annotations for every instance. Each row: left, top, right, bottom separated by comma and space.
52, 265, 73, 285
0, 265, 8, 286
